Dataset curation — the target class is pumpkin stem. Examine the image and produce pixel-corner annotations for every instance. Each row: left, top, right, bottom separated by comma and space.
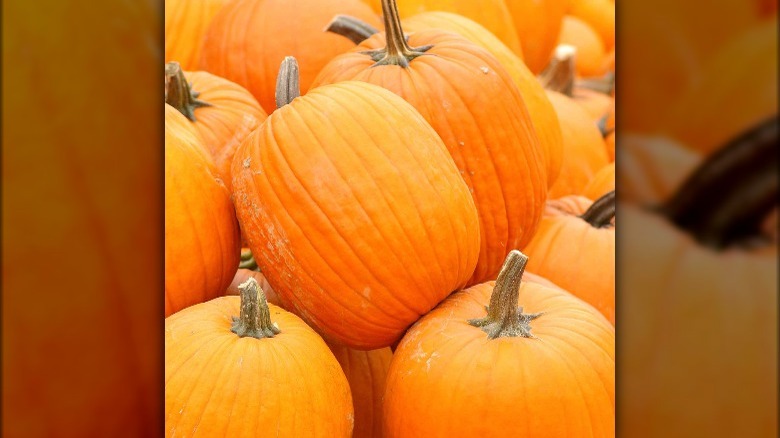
275, 56, 300, 109
596, 113, 615, 138
326, 15, 379, 45
576, 72, 616, 95
468, 250, 543, 339
580, 190, 616, 228
164, 61, 211, 121
231, 277, 280, 339
659, 117, 778, 249
538, 45, 576, 96
362, 0, 432, 67
239, 248, 259, 271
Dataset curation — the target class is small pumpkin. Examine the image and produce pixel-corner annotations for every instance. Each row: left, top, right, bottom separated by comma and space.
165, 62, 267, 191
384, 250, 615, 437
165, 277, 354, 436
165, 104, 240, 316
557, 16, 608, 78
567, 0, 615, 50
199, 0, 381, 114
583, 162, 615, 200
232, 58, 481, 349
315, 0, 548, 286
164, 0, 228, 70
504, 0, 569, 73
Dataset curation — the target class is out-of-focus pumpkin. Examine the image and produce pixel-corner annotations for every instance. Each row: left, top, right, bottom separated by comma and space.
557, 16, 608, 77
583, 162, 615, 200
166, 278, 354, 436
504, 0, 569, 73
165, 0, 228, 70
384, 250, 615, 437
567, 0, 615, 50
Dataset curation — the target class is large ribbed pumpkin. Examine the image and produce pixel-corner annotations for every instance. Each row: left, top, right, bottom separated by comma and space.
314, 0, 547, 286
199, 0, 380, 114
166, 277, 354, 436
232, 59, 481, 349
165, 62, 267, 191
384, 250, 615, 437
165, 104, 240, 316
164, 0, 228, 70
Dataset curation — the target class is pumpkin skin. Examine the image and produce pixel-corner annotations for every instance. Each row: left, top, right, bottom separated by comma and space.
558, 16, 608, 77
225, 268, 281, 305
328, 344, 393, 438
165, 64, 268, 192
165, 280, 354, 437
504, 0, 569, 73
401, 12, 564, 188
199, 0, 381, 114
523, 194, 615, 323
164, 0, 228, 70
583, 162, 615, 200
165, 104, 241, 316
314, 11, 547, 287
384, 250, 615, 437
546, 90, 609, 199
568, 0, 615, 50
232, 80, 481, 349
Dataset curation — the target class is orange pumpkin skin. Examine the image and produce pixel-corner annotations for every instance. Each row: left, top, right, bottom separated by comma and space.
504, 0, 569, 73
568, 0, 615, 50
583, 162, 615, 200
225, 268, 281, 304
605, 131, 615, 161
165, 293, 354, 436
165, 0, 228, 70
328, 345, 393, 438
384, 255, 615, 437
232, 81, 481, 349
199, 0, 381, 114
558, 16, 608, 77
546, 90, 609, 199
573, 87, 614, 122
314, 30, 547, 287
394, 0, 523, 55
402, 12, 564, 188
165, 105, 241, 316
523, 195, 615, 323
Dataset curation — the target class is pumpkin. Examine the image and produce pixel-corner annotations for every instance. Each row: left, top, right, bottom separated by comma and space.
659, 18, 777, 155
620, 118, 777, 436
567, 0, 615, 50
314, 0, 547, 286
545, 89, 609, 199
393, 0, 523, 55
328, 344, 393, 438
232, 58, 481, 349
327, 11, 563, 188
583, 162, 615, 200
165, 62, 267, 191
166, 277, 354, 436
199, 0, 381, 114
225, 251, 282, 305
165, 0, 228, 70
557, 16, 608, 77
523, 191, 616, 323
384, 250, 615, 437
165, 104, 241, 316
504, 0, 569, 73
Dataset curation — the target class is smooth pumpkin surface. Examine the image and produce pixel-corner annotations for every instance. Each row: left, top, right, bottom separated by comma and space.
165, 0, 228, 70
568, 0, 615, 50
583, 162, 615, 200
165, 104, 241, 316
328, 344, 393, 438
558, 16, 608, 77
504, 0, 569, 73
165, 279, 354, 436
232, 79, 481, 349
384, 250, 615, 437
199, 0, 381, 114
314, 0, 547, 286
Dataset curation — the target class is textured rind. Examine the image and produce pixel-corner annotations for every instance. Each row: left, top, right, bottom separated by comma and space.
232, 81, 481, 349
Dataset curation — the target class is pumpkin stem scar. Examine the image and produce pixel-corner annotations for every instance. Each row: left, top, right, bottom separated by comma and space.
538, 45, 576, 97
468, 250, 543, 339
363, 0, 432, 68
580, 190, 616, 228
164, 61, 211, 122
231, 277, 280, 339
326, 15, 379, 45
275, 57, 300, 109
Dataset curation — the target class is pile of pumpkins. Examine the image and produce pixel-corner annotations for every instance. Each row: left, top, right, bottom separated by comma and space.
164, 0, 618, 436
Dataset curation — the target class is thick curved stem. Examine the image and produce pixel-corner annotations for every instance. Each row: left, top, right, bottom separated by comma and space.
364, 0, 432, 67
581, 190, 616, 228
468, 250, 543, 339
539, 45, 576, 96
660, 117, 778, 249
326, 15, 379, 45
231, 277, 280, 339
275, 57, 300, 109
164, 61, 210, 121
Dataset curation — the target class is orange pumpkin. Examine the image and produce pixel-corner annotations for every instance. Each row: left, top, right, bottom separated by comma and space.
524, 192, 616, 323
384, 250, 615, 436
583, 162, 615, 200
166, 278, 354, 436
328, 345, 393, 438
567, 0, 615, 50
165, 62, 267, 191
224, 254, 282, 306
504, 0, 569, 73
557, 16, 608, 77
164, 0, 228, 70
165, 105, 240, 317
232, 59, 481, 349
199, 0, 381, 114
314, 0, 547, 286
